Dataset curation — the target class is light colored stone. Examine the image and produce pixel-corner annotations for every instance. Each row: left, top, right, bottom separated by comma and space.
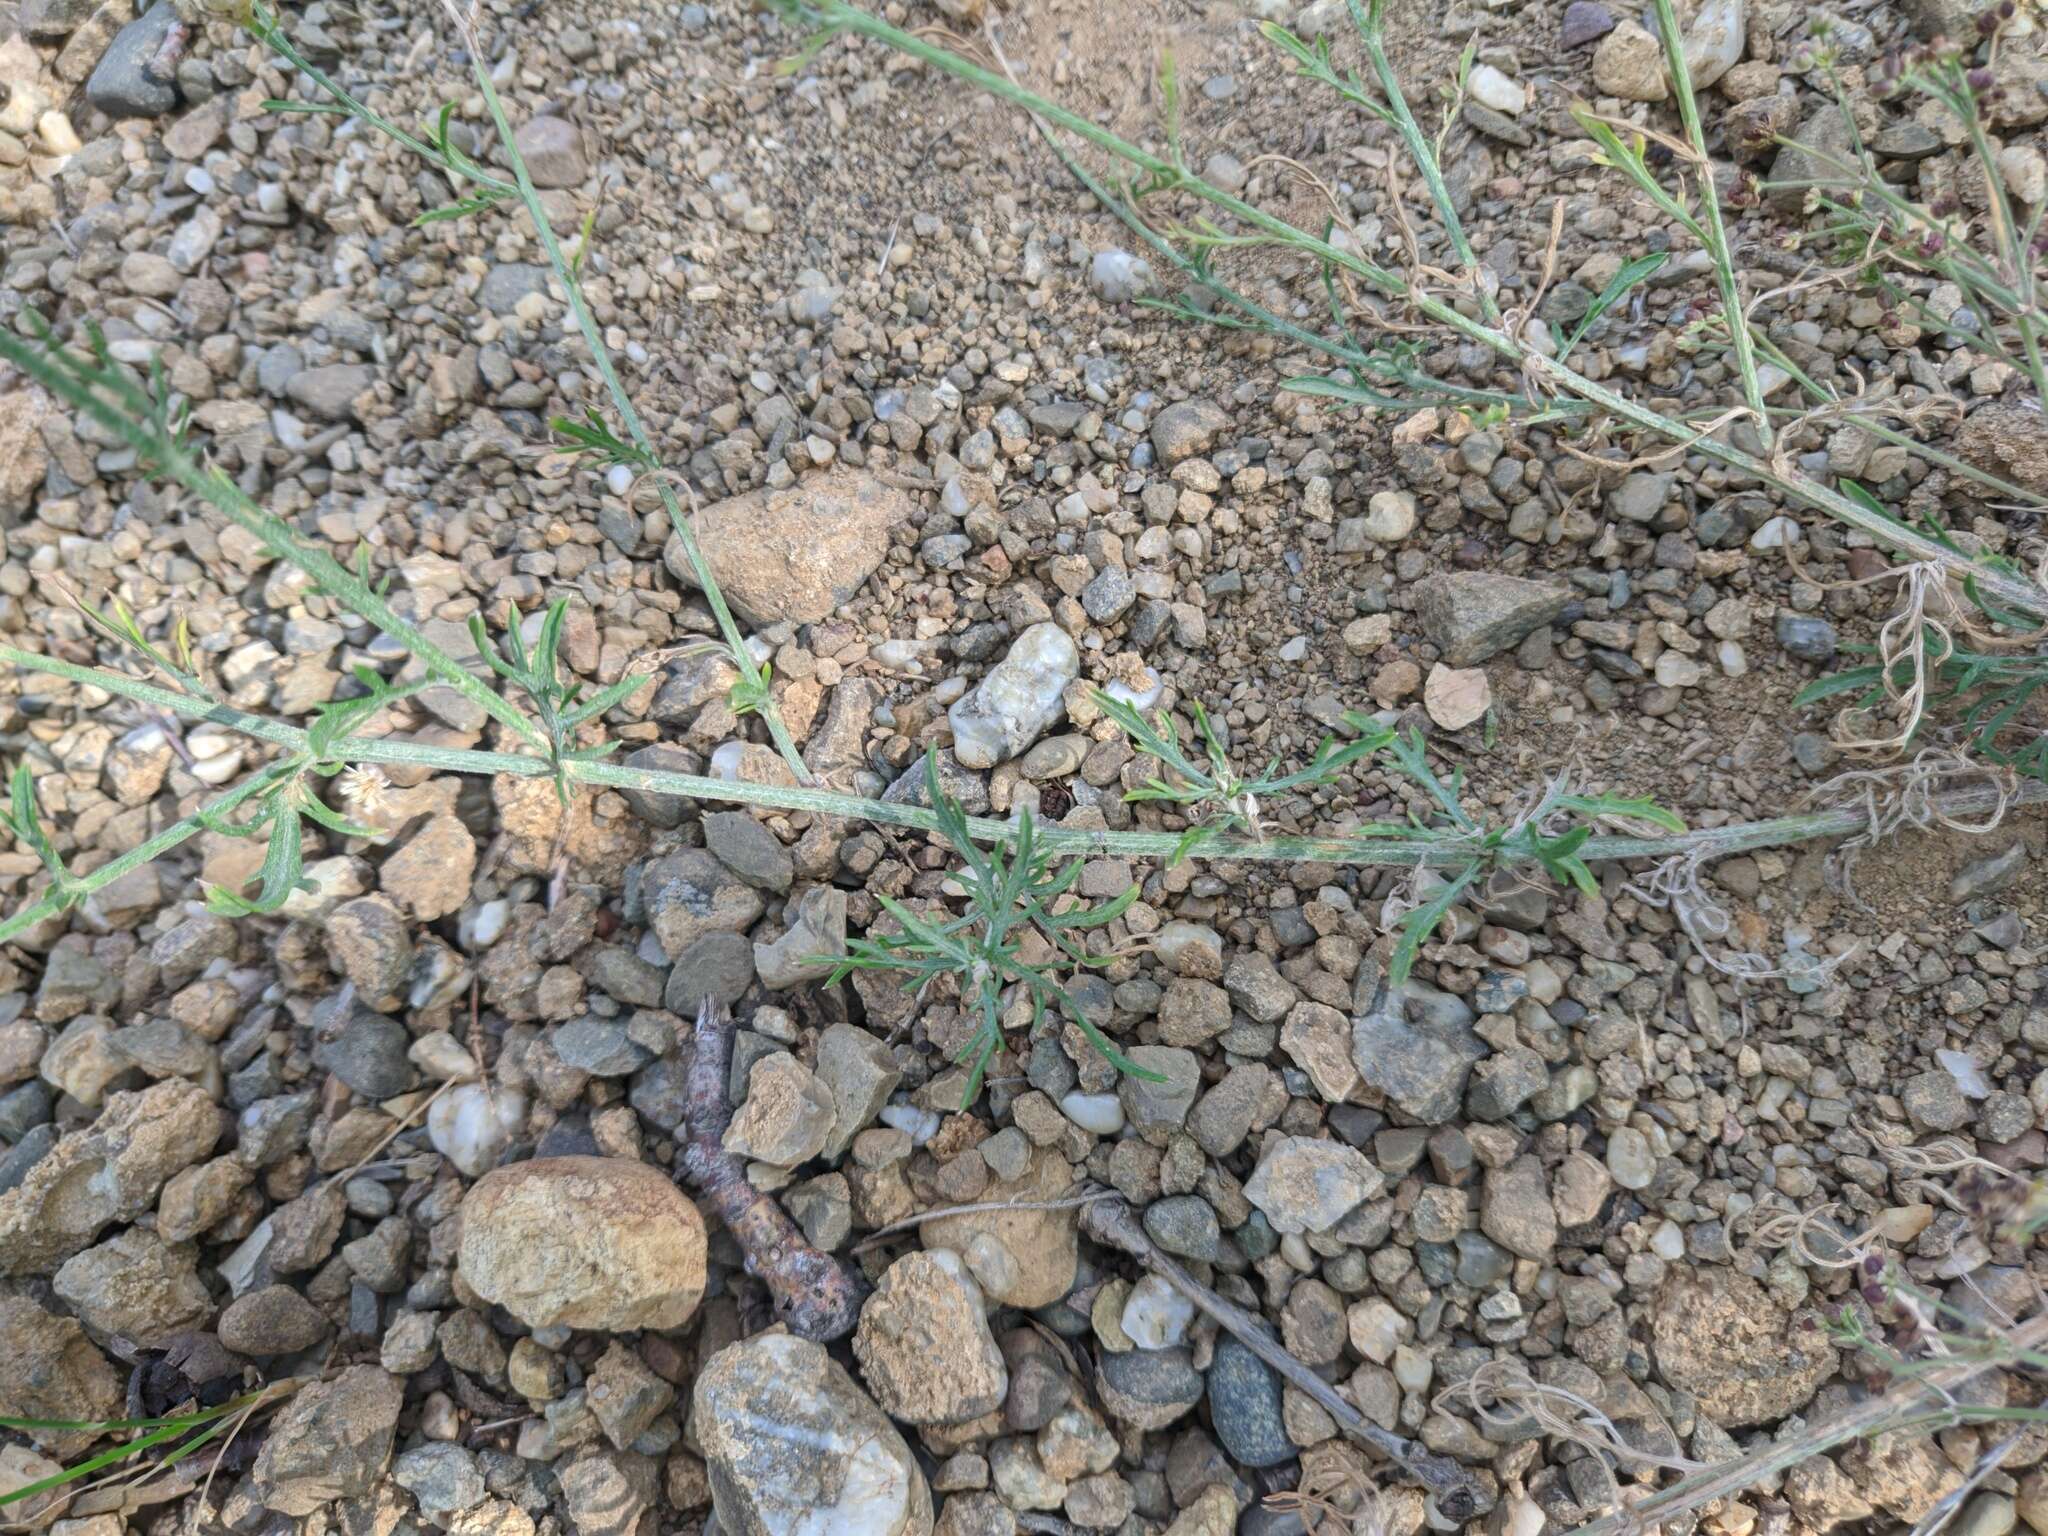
663, 467, 911, 625
1243, 1136, 1384, 1235
0, 1295, 123, 1456
921, 1146, 1080, 1307
854, 1250, 1008, 1425
1467, 63, 1527, 114
1592, 19, 1669, 101
457, 1156, 706, 1332
1424, 663, 1492, 730
694, 1332, 932, 1536
52, 1227, 211, 1344
0, 1079, 222, 1275
948, 623, 1080, 769
724, 1051, 836, 1167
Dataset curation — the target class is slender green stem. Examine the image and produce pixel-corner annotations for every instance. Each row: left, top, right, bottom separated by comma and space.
10, 647, 2044, 927
780, 0, 2048, 621
0, 330, 548, 752
461, 60, 811, 783
1651, 0, 1771, 445
0, 763, 287, 947
1346, 0, 1502, 327
258, 5, 809, 781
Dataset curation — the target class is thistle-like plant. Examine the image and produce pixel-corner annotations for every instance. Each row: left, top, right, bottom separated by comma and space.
468, 599, 642, 802
1095, 688, 1385, 859
825, 751, 1163, 1107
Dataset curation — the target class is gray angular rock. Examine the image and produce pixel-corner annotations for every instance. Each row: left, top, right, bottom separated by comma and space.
1415, 573, 1570, 666
86, 4, 180, 118
251, 1365, 403, 1515
816, 1023, 901, 1161
1351, 1005, 1485, 1125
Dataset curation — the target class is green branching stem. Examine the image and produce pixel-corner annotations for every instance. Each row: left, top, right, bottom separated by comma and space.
1344, 0, 1501, 327
257, 3, 810, 781
459, 61, 809, 781
775, 0, 2048, 622
9, 645, 2045, 947
1650, 0, 1771, 446
0, 324, 547, 753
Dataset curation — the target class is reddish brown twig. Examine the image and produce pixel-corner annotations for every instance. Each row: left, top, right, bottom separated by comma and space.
678, 997, 865, 1341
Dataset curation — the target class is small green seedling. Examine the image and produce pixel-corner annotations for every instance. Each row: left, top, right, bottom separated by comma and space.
825, 750, 1163, 1107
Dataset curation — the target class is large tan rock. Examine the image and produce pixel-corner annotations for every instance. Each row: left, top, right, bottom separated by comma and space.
457, 1156, 706, 1332
854, 1251, 1008, 1426
250, 1365, 403, 1516
0, 1295, 123, 1456
1652, 1267, 1838, 1427
663, 467, 910, 625
0, 1079, 223, 1275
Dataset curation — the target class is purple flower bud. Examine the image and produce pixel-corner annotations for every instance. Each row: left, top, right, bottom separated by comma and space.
1968, 65, 1996, 89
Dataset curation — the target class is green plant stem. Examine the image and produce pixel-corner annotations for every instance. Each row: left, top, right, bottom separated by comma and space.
460, 62, 810, 783
0, 760, 286, 947
1345, 0, 1501, 328
0, 332, 548, 754
11, 645, 2045, 943
259, 6, 809, 782
1650, 0, 1771, 447
781, 0, 2048, 622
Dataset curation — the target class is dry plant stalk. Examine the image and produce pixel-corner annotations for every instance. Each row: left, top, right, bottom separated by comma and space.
679, 998, 865, 1341
1078, 1192, 1485, 1519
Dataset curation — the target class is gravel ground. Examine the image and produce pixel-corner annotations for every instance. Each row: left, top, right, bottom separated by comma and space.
0, 0, 2046, 1533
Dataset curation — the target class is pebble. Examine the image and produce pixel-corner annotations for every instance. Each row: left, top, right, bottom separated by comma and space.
512, 113, 589, 187
1090, 249, 1154, 303
218, 1283, 331, 1356
0, 1295, 123, 1454
1467, 64, 1527, 115
1416, 572, 1569, 666
1096, 1347, 1204, 1431
427, 1083, 527, 1178
85, 3, 180, 118
1591, 19, 1668, 101
0, 1080, 221, 1276
1561, 0, 1617, 45
250, 1366, 403, 1515
949, 622, 1081, 769
1205, 1336, 1292, 1468
853, 1249, 1008, 1425
1243, 1136, 1384, 1235
1120, 1274, 1195, 1349
1775, 613, 1837, 663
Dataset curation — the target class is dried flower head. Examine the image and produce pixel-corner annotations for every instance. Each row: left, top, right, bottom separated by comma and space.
337, 765, 391, 815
